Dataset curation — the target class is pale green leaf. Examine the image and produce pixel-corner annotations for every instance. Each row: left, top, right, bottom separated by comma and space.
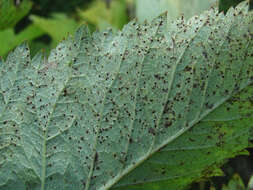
1, 2, 253, 190
248, 175, 253, 190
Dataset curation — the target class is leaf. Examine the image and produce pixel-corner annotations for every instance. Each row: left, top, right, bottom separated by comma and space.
113, 89, 253, 190
248, 175, 253, 189
30, 14, 80, 47
211, 174, 246, 190
136, 0, 217, 23
222, 174, 246, 190
78, 0, 128, 30
0, 24, 45, 57
0, 0, 32, 30
1, 2, 253, 190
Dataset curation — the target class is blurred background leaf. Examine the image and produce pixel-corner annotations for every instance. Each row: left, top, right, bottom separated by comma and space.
0, 0, 32, 29
0, 24, 44, 56
136, 0, 217, 23
248, 175, 253, 189
30, 14, 80, 47
210, 174, 253, 190
78, 0, 128, 30
221, 174, 246, 190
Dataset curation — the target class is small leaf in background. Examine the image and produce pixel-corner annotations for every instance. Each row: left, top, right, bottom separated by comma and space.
136, 0, 217, 23
0, 0, 32, 30
30, 13, 79, 47
78, 0, 128, 30
248, 175, 253, 189
222, 174, 246, 190
210, 174, 247, 190
0, 24, 44, 57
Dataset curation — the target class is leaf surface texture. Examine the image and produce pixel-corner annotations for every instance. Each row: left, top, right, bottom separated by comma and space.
1, 2, 253, 190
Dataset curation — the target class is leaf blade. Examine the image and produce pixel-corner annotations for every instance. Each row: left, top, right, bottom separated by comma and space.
1, 2, 253, 190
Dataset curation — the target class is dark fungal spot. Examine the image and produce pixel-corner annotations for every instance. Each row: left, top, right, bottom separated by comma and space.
81, 180, 86, 187
154, 74, 160, 80
148, 128, 155, 135
165, 121, 172, 128
95, 152, 98, 162
189, 137, 195, 142
202, 51, 208, 58
184, 66, 191, 72
205, 102, 213, 109
207, 135, 212, 139
193, 83, 198, 88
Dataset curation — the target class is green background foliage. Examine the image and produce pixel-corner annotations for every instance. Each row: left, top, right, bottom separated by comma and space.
0, 0, 32, 30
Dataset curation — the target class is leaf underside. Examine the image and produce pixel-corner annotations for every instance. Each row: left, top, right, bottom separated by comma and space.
1, 2, 253, 190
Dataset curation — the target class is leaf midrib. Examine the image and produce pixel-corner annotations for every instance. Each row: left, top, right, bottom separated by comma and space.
101, 8, 253, 190
100, 11, 209, 190
85, 35, 127, 190
90, 20, 162, 190
114, 125, 251, 188
41, 75, 72, 190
